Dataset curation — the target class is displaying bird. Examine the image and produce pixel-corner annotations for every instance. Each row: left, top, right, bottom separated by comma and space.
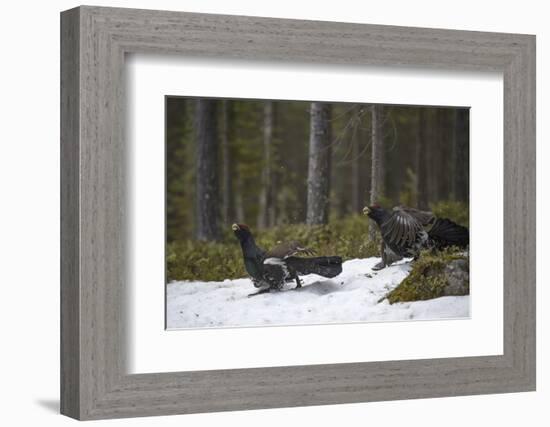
232, 223, 343, 296
363, 205, 469, 270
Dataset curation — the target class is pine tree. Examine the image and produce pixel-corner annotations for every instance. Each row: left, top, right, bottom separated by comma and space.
306, 102, 332, 225
195, 99, 221, 241
257, 101, 274, 229
369, 105, 383, 241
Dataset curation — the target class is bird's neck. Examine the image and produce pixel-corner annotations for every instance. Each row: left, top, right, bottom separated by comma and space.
372, 210, 391, 226
239, 235, 263, 258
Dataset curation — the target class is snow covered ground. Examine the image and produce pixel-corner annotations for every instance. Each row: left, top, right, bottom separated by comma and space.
166, 258, 470, 329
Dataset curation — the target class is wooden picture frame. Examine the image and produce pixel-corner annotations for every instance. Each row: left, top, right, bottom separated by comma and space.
60, 5, 536, 420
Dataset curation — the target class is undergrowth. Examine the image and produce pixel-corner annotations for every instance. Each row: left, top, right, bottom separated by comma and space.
167, 215, 380, 282
167, 202, 469, 283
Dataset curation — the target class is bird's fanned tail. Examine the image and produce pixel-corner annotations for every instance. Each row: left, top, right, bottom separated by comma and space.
286, 256, 343, 278
428, 218, 469, 248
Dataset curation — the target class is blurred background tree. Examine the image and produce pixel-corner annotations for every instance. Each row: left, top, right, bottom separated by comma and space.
165, 97, 469, 280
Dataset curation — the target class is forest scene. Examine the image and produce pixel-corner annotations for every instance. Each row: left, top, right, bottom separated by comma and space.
166, 96, 470, 329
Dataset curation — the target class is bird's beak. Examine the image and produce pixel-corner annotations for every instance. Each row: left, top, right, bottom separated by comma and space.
231, 223, 239, 231
362, 206, 370, 216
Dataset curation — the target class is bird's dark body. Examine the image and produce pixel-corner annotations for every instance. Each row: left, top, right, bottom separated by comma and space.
232, 224, 342, 294
365, 205, 469, 269
243, 257, 265, 282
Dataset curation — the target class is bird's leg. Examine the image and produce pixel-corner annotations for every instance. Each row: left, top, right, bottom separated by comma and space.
247, 288, 271, 298
295, 276, 303, 289
372, 241, 387, 271
372, 260, 386, 271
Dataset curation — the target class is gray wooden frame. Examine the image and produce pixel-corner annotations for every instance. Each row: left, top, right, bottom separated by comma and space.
60, 5, 536, 420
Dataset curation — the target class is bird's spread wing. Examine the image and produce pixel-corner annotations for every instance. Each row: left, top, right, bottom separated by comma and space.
381, 207, 423, 247
265, 240, 315, 260
397, 206, 435, 227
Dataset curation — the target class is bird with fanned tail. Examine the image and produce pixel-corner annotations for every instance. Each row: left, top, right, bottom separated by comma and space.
232, 223, 343, 296
363, 205, 469, 271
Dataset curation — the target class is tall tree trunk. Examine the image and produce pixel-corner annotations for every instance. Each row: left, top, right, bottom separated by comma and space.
434, 108, 447, 202
378, 108, 386, 199
423, 109, 436, 208
257, 101, 274, 229
194, 99, 221, 241
455, 108, 469, 202
268, 164, 277, 227
221, 100, 233, 226
369, 105, 383, 241
450, 109, 458, 201
351, 125, 361, 214
416, 109, 429, 210
234, 174, 245, 223
166, 98, 188, 242
306, 102, 332, 225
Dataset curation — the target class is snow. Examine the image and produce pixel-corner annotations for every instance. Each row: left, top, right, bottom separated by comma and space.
166, 258, 470, 329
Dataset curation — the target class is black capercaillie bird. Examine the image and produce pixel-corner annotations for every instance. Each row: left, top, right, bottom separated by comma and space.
232, 223, 343, 296
363, 205, 469, 270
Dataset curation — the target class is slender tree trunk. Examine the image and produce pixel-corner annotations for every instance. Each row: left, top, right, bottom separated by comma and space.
220, 100, 233, 226
257, 101, 274, 229
234, 174, 245, 223
414, 111, 421, 207
194, 99, 221, 241
268, 165, 277, 227
423, 109, 436, 208
306, 102, 332, 225
369, 105, 383, 241
434, 108, 447, 202
378, 108, 386, 199
450, 109, 458, 201
416, 109, 429, 210
455, 108, 469, 202
351, 126, 361, 214
166, 98, 188, 242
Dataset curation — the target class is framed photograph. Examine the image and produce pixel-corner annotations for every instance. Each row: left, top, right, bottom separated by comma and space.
164, 98, 471, 330
61, 5, 535, 420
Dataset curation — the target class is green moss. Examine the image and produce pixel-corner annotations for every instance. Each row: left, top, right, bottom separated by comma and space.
166, 215, 380, 282
386, 248, 468, 304
430, 200, 469, 228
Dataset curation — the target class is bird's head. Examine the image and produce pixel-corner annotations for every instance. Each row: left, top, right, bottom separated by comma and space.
232, 223, 252, 242
363, 204, 385, 221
